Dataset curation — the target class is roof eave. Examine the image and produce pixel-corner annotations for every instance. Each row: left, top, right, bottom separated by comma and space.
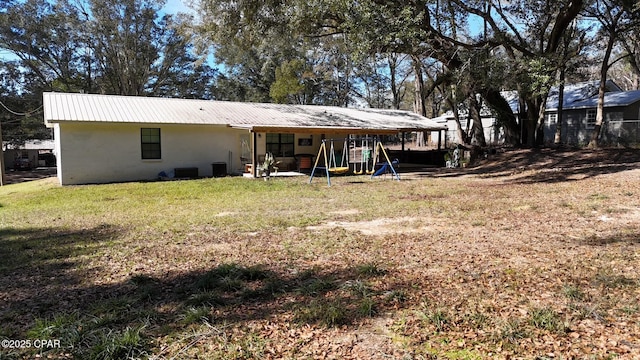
237, 125, 446, 134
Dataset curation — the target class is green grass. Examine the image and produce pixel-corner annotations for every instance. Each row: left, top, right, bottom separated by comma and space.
562, 284, 586, 301
496, 318, 529, 347
355, 262, 387, 277
420, 307, 451, 332
528, 307, 567, 333
293, 299, 349, 327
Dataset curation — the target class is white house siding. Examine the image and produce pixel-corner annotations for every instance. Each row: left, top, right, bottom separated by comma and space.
55, 122, 245, 185
54, 125, 63, 183
440, 117, 503, 147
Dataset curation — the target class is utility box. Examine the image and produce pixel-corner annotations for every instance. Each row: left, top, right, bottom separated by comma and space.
174, 167, 199, 178
211, 162, 227, 177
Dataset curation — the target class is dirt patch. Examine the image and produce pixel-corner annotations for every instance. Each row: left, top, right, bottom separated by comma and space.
306, 216, 436, 235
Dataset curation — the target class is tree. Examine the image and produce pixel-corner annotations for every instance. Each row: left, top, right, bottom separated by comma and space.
84, 0, 162, 95
146, 14, 217, 98
0, 64, 50, 147
270, 59, 306, 104
193, 0, 591, 147
0, 0, 215, 147
0, 0, 86, 91
583, 0, 640, 148
451, 0, 586, 146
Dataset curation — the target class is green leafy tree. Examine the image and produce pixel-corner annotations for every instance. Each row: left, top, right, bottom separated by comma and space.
270, 59, 306, 104
0, 0, 215, 145
84, 0, 164, 95
0, 0, 86, 91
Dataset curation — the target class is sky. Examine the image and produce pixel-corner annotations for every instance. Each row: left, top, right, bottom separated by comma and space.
163, 0, 196, 16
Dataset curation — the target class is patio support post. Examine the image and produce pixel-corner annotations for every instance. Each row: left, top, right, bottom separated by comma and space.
445, 129, 448, 148
438, 130, 442, 150
252, 131, 258, 178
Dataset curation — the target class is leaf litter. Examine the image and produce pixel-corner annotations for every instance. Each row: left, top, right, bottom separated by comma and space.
1, 148, 639, 359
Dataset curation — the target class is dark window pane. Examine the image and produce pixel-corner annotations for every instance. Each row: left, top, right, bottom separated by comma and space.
141, 128, 161, 159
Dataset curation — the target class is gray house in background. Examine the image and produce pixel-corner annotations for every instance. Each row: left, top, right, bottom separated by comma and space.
435, 81, 640, 147
542, 81, 640, 146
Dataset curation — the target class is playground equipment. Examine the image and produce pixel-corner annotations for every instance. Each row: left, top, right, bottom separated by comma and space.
309, 139, 349, 186
329, 138, 350, 174
369, 140, 400, 180
351, 142, 363, 175
350, 136, 371, 175
309, 137, 400, 186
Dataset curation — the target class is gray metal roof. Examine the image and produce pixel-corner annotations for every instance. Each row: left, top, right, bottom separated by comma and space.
43, 92, 446, 133
563, 89, 640, 110
545, 81, 627, 111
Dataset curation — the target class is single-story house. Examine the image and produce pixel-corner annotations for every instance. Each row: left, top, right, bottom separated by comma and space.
43, 92, 446, 185
543, 84, 640, 146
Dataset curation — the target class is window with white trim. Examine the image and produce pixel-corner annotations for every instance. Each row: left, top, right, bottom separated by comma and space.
586, 109, 597, 129
545, 113, 557, 125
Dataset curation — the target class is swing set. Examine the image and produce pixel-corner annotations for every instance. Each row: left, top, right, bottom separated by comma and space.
309, 137, 400, 186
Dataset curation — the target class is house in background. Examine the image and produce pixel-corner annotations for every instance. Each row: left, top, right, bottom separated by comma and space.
429, 91, 520, 147
3, 140, 56, 170
543, 82, 640, 146
430, 81, 640, 147
43, 92, 446, 185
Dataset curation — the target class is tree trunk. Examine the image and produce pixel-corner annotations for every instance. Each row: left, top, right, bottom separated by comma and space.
588, 31, 616, 148
388, 56, 401, 110
481, 88, 519, 146
534, 96, 548, 146
587, 12, 621, 149
411, 55, 427, 117
469, 94, 487, 147
524, 97, 543, 147
446, 92, 467, 145
554, 67, 565, 145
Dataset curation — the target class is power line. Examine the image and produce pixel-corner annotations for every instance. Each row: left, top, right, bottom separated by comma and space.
0, 118, 31, 124
0, 100, 43, 116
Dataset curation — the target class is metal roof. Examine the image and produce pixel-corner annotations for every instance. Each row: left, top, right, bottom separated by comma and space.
561, 90, 640, 110
43, 92, 446, 133
3, 140, 55, 150
545, 81, 627, 111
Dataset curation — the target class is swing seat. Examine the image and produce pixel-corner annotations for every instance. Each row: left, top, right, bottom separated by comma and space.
328, 166, 350, 175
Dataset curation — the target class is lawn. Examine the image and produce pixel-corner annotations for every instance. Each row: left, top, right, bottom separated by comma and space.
1, 149, 639, 359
